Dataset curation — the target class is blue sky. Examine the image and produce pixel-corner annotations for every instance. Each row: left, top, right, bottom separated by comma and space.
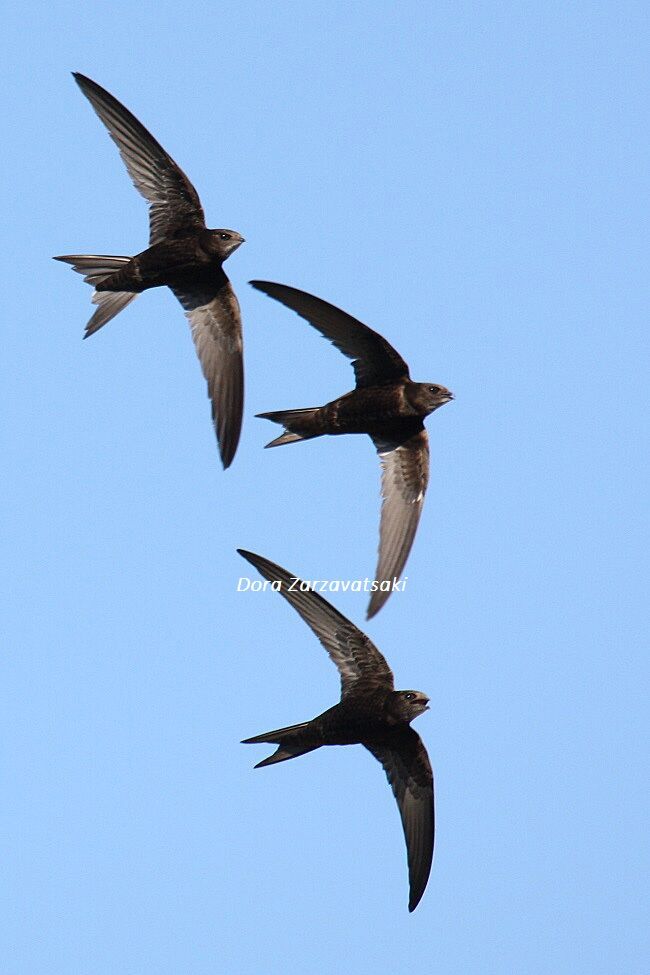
2, 2, 648, 972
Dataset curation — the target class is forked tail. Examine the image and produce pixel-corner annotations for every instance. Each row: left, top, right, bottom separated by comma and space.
54, 254, 138, 336
256, 407, 321, 448
242, 720, 320, 768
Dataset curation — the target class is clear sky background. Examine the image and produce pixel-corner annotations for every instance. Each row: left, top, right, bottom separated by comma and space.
2, 2, 648, 973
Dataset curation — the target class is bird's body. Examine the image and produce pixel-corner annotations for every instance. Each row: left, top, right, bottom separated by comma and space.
93, 232, 232, 294
238, 549, 434, 912
251, 281, 453, 614
261, 381, 441, 442
55, 73, 245, 468
247, 691, 428, 750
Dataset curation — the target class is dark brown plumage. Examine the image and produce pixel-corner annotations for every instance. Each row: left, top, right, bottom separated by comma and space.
250, 281, 453, 616
238, 549, 435, 913
54, 73, 245, 469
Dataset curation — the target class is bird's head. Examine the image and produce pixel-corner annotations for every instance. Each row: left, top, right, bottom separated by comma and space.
205, 229, 246, 260
407, 383, 454, 416
389, 690, 430, 724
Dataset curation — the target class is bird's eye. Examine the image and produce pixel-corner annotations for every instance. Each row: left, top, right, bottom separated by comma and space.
219, 233, 232, 241
404, 693, 415, 701
428, 386, 438, 394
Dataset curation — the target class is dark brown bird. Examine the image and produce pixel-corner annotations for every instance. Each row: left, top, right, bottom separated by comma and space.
250, 281, 453, 616
238, 548, 434, 913
54, 73, 245, 468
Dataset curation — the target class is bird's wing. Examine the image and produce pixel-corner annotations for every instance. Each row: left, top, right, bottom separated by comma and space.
73, 73, 206, 245
171, 271, 243, 469
250, 281, 409, 388
365, 727, 434, 912
367, 428, 429, 618
237, 550, 394, 696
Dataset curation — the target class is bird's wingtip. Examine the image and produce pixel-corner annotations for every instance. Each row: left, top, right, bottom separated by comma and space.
249, 280, 277, 293
366, 602, 379, 620
237, 549, 259, 570
217, 438, 239, 470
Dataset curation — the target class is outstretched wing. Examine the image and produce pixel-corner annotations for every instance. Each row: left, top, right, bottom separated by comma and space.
73, 73, 206, 245
237, 550, 394, 696
367, 428, 429, 618
250, 281, 409, 388
170, 269, 244, 470
365, 727, 434, 912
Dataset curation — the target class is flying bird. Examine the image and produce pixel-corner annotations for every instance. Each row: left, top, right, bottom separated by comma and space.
238, 548, 435, 912
54, 73, 245, 468
250, 281, 453, 616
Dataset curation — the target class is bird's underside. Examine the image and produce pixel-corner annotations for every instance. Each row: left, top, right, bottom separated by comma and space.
238, 549, 434, 911
251, 279, 451, 616
54, 72, 245, 469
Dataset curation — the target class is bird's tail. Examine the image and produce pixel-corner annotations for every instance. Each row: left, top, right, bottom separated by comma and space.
242, 721, 320, 768
54, 254, 138, 337
256, 407, 321, 448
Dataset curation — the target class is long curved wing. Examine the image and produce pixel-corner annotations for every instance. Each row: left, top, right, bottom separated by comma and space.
74, 73, 206, 244
365, 727, 434, 912
171, 270, 243, 469
237, 550, 394, 697
250, 281, 409, 388
368, 428, 429, 618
